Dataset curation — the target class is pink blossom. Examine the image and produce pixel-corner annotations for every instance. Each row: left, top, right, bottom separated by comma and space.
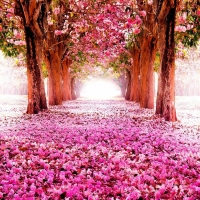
14, 30, 22, 39
48, 20, 54, 25
197, 10, 200, 16
155, 190, 161, 199
126, 18, 134, 27
127, 190, 141, 199
55, 30, 63, 35
6, 13, 12, 18
19, 40, 26, 45
179, 13, 187, 24
139, 10, 147, 17
59, 171, 66, 180
175, 25, 187, 32
148, 0, 153, 5
133, 27, 141, 34
44, 163, 50, 170
6, 160, 13, 168
7, 8, 14, 14
30, 183, 36, 192
1, 96, 200, 199
187, 24, 194, 30
53, 7, 60, 15
135, 15, 142, 25
36, 187, 43, 195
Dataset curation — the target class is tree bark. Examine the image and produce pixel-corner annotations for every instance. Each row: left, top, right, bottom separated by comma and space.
125, 69, 131, 100
71, 77, 77, 100
62, 58, 72, 101
25, 27, 47, 114
135, 2, 158, 109
14, 0, 50, 114
46, 50, 63, 105
139, 35, 157, 109
156, 2, 177, 121
130, 48, 140, 102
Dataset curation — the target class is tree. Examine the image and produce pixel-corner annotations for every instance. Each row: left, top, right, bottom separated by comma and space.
156, 0, 178, 121
13, 0, 50, 114
43, 0, 73, 105
122, 1, 157, 108
156, 0, 200, 121
129, 46, 140, 102
0, 0, 49, 114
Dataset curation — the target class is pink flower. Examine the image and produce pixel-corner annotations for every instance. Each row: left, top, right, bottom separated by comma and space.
175, 25, 187, 32
14, 31, 22, 39
30, 183, 36, 192
48, 20, 53, 25
19, 40, 26, 45
8, 189, 15, 196
84, 189, 92, 197
6, 160, 13, 168
6, 13, 12, 18
44, 163, 50, 170
135, 15, 142, 25
55, 30, 63, 35
155, 190, 161, 200
187, 24, 193, 30
59, 171, 66, 180
7, 8, 14, 14
53, 7, 60, 15
179, 13, 187, 24
148, 0, 153, 5
36, 187, 43, 195
197, 10, 200, 16
139, 10, 147, 17
127, 190, 141, 199
133, 28, 141, 34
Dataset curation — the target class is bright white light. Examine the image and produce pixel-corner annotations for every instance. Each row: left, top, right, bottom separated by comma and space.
80, 79, 121, 99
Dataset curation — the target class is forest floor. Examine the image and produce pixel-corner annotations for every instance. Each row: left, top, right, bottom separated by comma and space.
0, 95, 200, 199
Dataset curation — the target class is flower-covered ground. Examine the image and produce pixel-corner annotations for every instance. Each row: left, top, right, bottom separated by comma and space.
0, 95, 200, 199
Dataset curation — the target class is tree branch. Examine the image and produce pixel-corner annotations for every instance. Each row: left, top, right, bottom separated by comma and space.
19, 0, 30, 26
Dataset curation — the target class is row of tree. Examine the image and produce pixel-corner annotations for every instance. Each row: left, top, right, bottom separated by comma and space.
0, 0, 200, 121
122, 0, 199, 121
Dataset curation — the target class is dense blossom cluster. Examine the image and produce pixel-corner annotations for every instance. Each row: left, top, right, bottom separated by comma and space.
0, 96, 200, 199
0, 0, 199, 71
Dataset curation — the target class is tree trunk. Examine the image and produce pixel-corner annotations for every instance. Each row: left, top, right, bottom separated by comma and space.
71, 77, 77, 100
14, 0, 50, 114
46, 50, 63, 105
139, 35, 157, 109
62, 58, 72, 101
130, 48, 140, 102
25, 27, 47, 114
125, 69, 131, 100
156, 4, 177, 121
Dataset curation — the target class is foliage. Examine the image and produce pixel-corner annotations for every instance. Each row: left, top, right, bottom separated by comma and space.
0, 2, 26, 58
175, 0, 200, 53
42, 62, 48, 78
154, 52, 160, 72
0, 38, 19, 57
